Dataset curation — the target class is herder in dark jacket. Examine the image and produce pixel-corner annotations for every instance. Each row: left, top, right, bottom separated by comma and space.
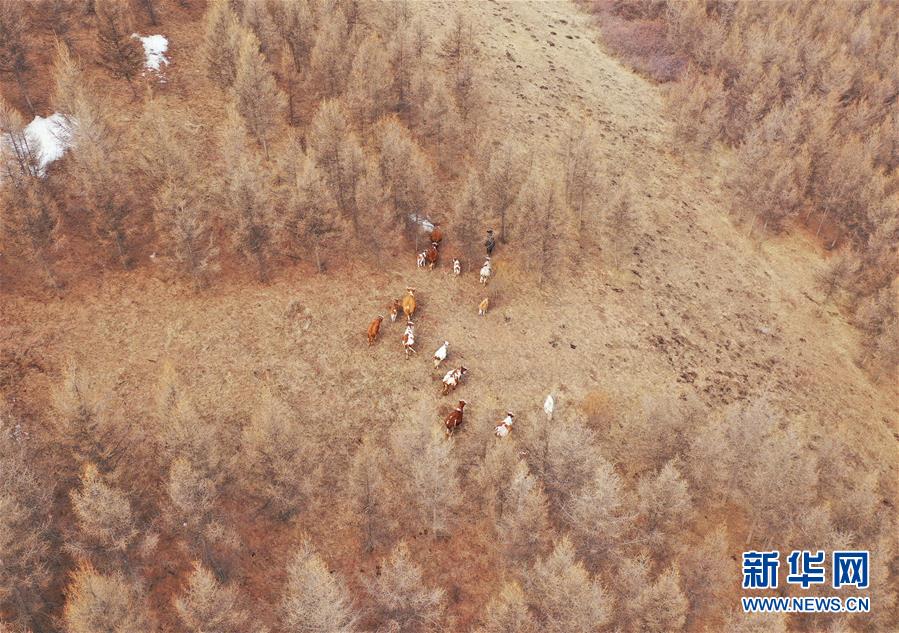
485, 229, 496, 256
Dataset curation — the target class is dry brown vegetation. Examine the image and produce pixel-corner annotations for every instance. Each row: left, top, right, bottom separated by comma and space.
1, 1, 897, 632
581, 0, 899, 380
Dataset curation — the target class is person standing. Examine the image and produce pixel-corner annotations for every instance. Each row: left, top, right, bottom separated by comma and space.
485, 228, 496, 256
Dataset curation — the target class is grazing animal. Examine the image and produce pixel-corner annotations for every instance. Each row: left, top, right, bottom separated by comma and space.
494, 412, 515, 438
544, 394, 554, 420
478, 297, 489, 316
485, 229, 496, 255
402, 287, 416, 319
402, 320, 416, 357
425, 242, 439, 269
367, 316, 383, 346
416, 252, 426, 268
429, 223, 443, 244
441, 366, 468, 395
444, 400, 467, 436
433, 341, 449, 368
453, 258, 461, 276
479, 257, 492, 285
388, 299, 402, 323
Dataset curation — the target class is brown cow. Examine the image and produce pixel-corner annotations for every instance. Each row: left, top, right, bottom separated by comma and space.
478, 297, 489, 316
388, 299, 402, 323
367, 316, 383, 346
425, 242, 439, 269
429, 223, 443, 244
402, 287, 416, 320
444, 400, 467, 436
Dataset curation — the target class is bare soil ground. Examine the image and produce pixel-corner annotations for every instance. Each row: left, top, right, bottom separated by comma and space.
2, 0, 897, 627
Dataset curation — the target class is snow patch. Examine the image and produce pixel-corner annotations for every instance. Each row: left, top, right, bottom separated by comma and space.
408, 213, 435, 232
24, 113, 71, 175
134, 34, 169, 73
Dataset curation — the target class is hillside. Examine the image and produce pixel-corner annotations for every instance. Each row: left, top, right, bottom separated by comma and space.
1, 1, 897, 632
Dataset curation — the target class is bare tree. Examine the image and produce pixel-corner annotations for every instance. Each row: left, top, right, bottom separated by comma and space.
0, 0, 35, 114
280, 147, 344, 273
604, 185, 637, 268
267, 0, 314, 74
175, 563, 248, 633
95, 0, 144, 98
482, 141, 530, 243
438, 12, 480, 123
202, 0, 241, 89
0, 98, 61, 287
616, 557, 688, 633
69, 463, 139, 567
365, 542, 446, 632
346, 35, 393, 131
452, 171, 484, 262
520, 413, 598, 514
473, 582, 536, 633
347, 435, 392, 553
390, 419, 460, 538
526, 538, 611, 633
376, 117, 434, 250
517, 172, 568, 289
241, 394, 316, 518
562, 457, 632, 571
281, 539, 359, 633
307, 100, 368, 236
309, 7, 351, 97
138, 0, 158, 25
63, 565, 152, 633
677, 527, 730, 628
233, 29, 286, 158
561, 122, 602, 256
416, 79, 463, 171
167, 458, 226, 573
0, 420, 53, 630
56, 57, 136, 267
37, 0, 79, 48
495, 461, 550, 567
52, 364, 133, 473
815, 254, 852, 302
635, 460, 694, 553
221, 108, 276, 281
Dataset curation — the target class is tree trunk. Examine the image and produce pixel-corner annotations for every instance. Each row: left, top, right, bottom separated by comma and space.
314, 241, 323, 273
141, 0, 158, 25
114, 229, 130, 268
13, 66, 35, 116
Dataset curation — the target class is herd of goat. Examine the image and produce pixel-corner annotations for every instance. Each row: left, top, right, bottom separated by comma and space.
365, 225, 554, 438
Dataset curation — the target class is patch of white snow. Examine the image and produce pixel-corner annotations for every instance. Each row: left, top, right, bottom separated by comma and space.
408, 213, 435, 232
134, 34, 169, 72
24, 113, 71, 175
